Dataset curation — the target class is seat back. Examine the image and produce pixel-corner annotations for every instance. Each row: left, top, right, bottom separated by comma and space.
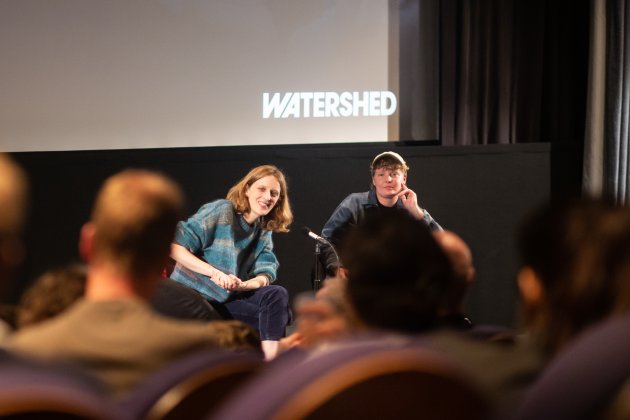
0, 362, 114, 420
213, 340, 488, 420
512, 313, 630, 420
467, 323, 516, 343
120, 350, 262, 420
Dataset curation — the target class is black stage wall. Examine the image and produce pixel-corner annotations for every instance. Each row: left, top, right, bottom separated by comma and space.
12, 142, 551, 328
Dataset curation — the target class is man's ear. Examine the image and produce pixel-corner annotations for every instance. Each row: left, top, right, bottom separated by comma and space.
517, 266, 544, 306
465, 267, 476, 285
79, 222, 95, 262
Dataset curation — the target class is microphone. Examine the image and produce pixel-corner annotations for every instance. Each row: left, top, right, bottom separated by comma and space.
301, 227, 328, 245
301, 227, 341, 270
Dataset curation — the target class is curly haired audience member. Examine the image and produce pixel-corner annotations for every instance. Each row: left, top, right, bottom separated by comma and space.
16, 264, 87, 329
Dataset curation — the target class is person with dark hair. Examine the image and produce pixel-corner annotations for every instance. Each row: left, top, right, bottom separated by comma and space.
7, 170, 229, 399
499, 197, 630, 419
16, 264, 87, 329
333, 210, 542, 415
283, 213, 458, 351
342, 210, 453, 333
320, 151, 442, 276
168, 165, 293, 360
516, 197, 630, 357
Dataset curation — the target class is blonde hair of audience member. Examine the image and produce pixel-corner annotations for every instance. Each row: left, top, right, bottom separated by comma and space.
206, 320, 264, 358
517, 198, 630, 356
81, 170, 184, 298
226, 165, 293, 232
17, 264, 87, 328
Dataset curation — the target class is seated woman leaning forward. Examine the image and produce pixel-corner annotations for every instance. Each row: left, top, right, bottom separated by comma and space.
168, 165, 293, 360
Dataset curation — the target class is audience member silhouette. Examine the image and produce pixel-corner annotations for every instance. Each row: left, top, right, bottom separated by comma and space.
16, 263, 87, 329
341, 211, 454, 333
328, 211, 542, 414
7, 169, 235, 399
0, 153, 28, 336
204, 320, 264, 358
516, 197, 630, 357
0, 153, 110, 403
0, 153, 27, 301
281, 274, 356, 351
502, 197, 630, 419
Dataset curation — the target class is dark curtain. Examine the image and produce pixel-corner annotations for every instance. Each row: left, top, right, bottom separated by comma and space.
439, 0, 589, 147
604, 0, 630, 203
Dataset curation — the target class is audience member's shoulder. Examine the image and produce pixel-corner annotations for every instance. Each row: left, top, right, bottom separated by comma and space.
9, 298, 85, 341
146, 309, 225, 341
5, 318, 86, 361
7, 300, 211, 349
422, 329, 546, 412
425, 329, 544, 372
146, 315, 264, 356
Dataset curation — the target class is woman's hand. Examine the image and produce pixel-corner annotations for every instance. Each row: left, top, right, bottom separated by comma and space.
170, 243, 241, 290
232, 275, 269, 292
213, 272, 242, 290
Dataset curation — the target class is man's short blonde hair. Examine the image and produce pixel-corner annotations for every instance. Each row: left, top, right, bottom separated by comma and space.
90, 169, 184, 277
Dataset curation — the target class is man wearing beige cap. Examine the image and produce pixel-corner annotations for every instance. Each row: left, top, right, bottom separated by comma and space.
320, 151, 442, 276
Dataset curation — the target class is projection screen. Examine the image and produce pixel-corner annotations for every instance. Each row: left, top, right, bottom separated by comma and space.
0, 1, 438, 151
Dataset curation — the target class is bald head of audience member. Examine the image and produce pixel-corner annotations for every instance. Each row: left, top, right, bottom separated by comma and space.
433, 230, 475, 316
79, 169, 184, 299
342, 211, 454, 333
0, 153, 28, 288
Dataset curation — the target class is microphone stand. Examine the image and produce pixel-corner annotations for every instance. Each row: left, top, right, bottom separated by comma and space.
302, 227, 339, 292
313, 242, 322, 291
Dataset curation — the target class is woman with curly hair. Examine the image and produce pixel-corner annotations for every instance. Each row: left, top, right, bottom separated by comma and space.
169, 165, 293, 360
